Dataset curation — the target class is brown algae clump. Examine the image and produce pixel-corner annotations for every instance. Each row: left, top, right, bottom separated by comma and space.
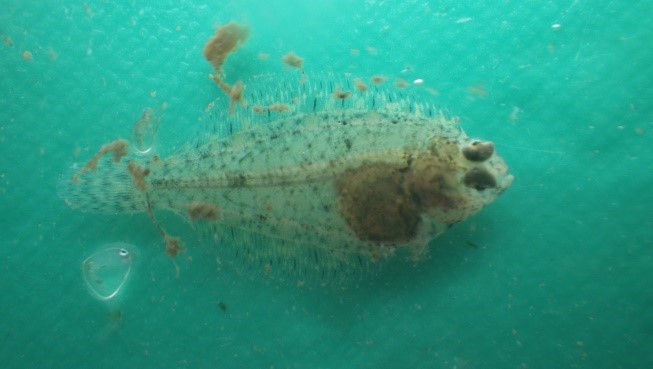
282, 51, 304, 69
203, 21, 249, 73
209, 76, 246, 114
73, 139, 128, 183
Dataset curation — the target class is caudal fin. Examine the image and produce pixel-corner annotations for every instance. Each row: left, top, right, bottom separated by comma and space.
58, 157, 148, 214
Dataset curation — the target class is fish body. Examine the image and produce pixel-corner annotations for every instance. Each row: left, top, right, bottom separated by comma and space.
60, 74, 513, 281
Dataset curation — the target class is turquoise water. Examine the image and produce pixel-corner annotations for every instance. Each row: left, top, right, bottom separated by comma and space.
1, 1, 652, 368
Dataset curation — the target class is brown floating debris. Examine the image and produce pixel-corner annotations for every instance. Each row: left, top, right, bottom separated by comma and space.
252, 103, 290, 114
127, 161, 150, 191
22, 50, 33, 61
2, 35, 13, 47
209, 75, 246, 114
203, 21, 249, 73
394, 78, 408, 88
164, 234, 186, 258
73, 139, 128, 183
257, 52, 269, 60
371, 75, 387, 85
354, 78, 368, 92
332, 87, 351, 100
267, 103, 291, 112
467, 84, 487, 96
252, 105, 266, 114
282, 51, 304, 69
188, 202, 220, 220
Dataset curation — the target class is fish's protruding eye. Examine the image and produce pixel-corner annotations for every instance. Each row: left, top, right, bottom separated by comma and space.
463, 167, 497, 191
462, 141, 494, 162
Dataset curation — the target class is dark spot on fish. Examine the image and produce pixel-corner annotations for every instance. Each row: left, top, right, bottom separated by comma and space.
227, 173, 247, 187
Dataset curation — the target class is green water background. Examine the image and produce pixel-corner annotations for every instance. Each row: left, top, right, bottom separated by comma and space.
1, 1, 652, 368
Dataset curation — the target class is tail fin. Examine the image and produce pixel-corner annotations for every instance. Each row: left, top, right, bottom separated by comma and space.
58, 157, 148, 214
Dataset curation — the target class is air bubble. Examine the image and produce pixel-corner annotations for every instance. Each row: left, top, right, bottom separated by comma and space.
82, 243, 137, 301
130, 108, 161, 155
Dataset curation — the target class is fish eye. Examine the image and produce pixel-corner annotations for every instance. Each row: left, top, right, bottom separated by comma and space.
462, 140, 495, 162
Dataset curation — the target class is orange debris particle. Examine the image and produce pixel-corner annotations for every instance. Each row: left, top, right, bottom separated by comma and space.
332, 87, 351, 100
2, 35, 13, 47
371, 75, 387, 84
22, 50, 33, 61
203, 21, 249, 73
210, 75, 246, 114
268, 103, 291, 112
252, 103, 291, 114
127, 161, 150, 192
395, 78, 408, 88
354, 78, 368, 92
467, 85, 488, 96
164, 235, 185, 258
282, 51, 304, 69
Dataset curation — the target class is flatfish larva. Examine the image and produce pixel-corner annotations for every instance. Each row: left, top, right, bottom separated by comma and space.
59, 73, 514, 283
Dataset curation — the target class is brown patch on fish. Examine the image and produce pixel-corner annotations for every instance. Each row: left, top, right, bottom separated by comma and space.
336, 164, 420, 244
336, 152, 468, 246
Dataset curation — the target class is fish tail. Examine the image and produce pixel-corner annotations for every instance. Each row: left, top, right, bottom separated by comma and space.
58, 157, 148, 214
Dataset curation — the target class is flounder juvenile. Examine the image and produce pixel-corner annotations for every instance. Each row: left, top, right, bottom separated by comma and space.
60, 73, 513, 283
